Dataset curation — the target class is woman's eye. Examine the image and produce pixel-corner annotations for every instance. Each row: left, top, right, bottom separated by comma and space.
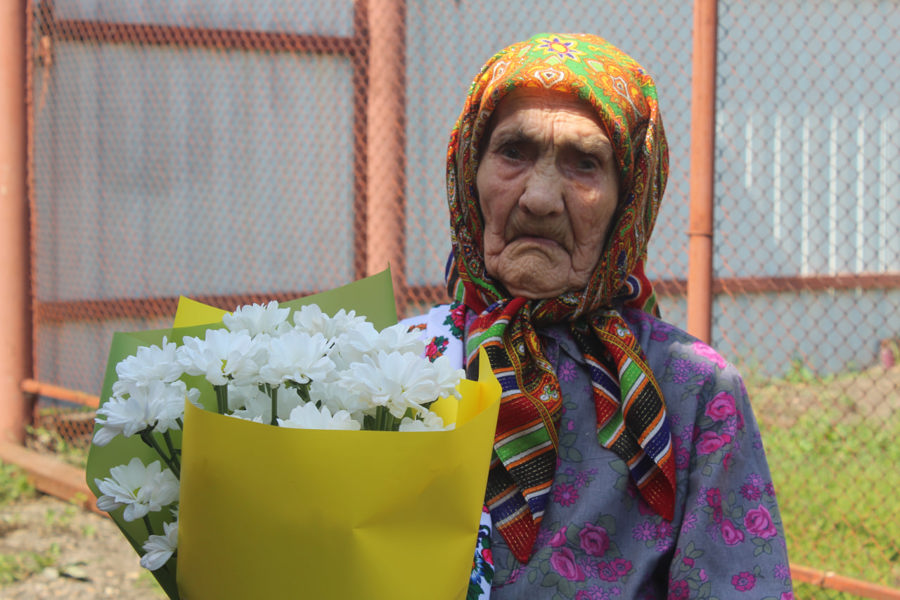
498, 144, 523, 160
575, 156, 600, 171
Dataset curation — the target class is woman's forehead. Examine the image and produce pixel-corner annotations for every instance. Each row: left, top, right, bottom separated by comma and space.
487, 88, 609, 138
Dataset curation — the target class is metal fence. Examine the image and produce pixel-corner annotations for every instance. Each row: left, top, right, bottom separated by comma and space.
8, 0, 900, 597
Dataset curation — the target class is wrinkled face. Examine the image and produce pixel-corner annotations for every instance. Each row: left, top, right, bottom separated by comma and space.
476, 88, 619, 299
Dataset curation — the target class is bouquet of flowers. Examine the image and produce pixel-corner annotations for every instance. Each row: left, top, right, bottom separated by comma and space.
85, 271, 500, 599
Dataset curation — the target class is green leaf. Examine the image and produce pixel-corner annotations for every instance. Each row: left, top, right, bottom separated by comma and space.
541, 572, 560, 587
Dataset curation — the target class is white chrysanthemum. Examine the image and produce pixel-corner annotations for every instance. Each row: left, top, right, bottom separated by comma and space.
340, 351, 459, 418
93, 380, 191, 446
177, 329, 258, 386
140, 519, 178, 571
278, 402, 361, 431
398, 410, 454, 432
293, 305, 371, 340
257, 330, 334, 386
428, 355, 465, 400
227, 333, 273, 387
328, 323, 379, 370
113, 337, 184, 396
229, 385, 303, 423
373, 323, 426, 356
225, 383, 263, 413
95, 458, 179, 522
222, 300, 291, 337
310, 379, 369, 416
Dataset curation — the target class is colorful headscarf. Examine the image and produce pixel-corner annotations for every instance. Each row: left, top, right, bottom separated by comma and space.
445, 33, 675, 564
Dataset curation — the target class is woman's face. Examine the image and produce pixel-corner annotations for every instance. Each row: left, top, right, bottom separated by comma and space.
476, 88, 619, 299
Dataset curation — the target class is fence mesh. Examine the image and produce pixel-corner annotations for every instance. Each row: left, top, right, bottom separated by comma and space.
24, 0, 900, 596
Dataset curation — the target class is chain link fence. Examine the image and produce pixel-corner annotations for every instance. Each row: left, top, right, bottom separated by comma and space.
23, 0, 900, 597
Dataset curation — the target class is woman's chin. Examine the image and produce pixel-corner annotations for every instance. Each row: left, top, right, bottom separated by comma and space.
494, 265, 577, 299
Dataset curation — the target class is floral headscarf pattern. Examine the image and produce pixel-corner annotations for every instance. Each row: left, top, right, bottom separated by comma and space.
445, 33, 674, 564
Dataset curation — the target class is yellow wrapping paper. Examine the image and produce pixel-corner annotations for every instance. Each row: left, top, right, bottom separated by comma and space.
177, 352, 499, 599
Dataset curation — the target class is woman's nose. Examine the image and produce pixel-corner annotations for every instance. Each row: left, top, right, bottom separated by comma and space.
519, 162, 564, 216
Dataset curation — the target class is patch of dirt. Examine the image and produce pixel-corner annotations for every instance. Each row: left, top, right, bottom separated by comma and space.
0, 494, 165, 599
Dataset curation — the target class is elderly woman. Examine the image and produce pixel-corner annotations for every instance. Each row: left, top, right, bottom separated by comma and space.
406, 33, 793, 598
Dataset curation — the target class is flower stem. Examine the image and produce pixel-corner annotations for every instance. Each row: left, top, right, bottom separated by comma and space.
214, 385, 228, 415
162, 431, 181, 472
260, 383, 279, 426
374, 406, 397, 431
140, 430, 180, 478
143, 514, 155, 536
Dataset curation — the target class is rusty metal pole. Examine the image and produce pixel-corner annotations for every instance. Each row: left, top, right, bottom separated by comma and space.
0, 0, 32, 443
686, 0, 718, 343
365, 0, 407, 315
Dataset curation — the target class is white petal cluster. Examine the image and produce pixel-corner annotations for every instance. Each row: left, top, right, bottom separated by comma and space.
140, 519, 178, 571
278, 402, 361, 431
113, 337, 184, 396
177, 329, 259, 386
340, 351, 463, 418
257, 330, 334, 385
94, 380, 194, 446
199, 302, 464, 429
222, 300, 290, 336
95, 457, 179, 522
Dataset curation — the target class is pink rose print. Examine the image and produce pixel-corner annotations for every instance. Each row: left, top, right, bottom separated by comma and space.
611, 558, 631, 576
705, 487, 724, 521
424, 336, 449, 361
668, 580, 690, 600
550, 526, 568, 547
596, 561, 619, 582
549, 548, 585, 581
720, 519, 746, 546
744, 504, 778, 539
697, 431, 728, 454
445, 303, 466, 337
705, 391, 737, 421
731, 571, 756, 591
693, 341, 728, 369
650, 328, 669, 341
578, 523, 610, 557
723, 452, 733, 471
780, 593, 794, 600
481, 547, 492, 564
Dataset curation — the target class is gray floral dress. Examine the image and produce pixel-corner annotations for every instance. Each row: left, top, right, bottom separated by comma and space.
404, 304, 794, 600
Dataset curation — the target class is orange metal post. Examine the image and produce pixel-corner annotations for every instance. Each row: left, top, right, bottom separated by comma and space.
0, 0, 32, 443
365, 0, 407, 313
686, 0, 718, 343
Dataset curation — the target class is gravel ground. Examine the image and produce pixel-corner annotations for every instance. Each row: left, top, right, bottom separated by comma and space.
0, 494, 165, 599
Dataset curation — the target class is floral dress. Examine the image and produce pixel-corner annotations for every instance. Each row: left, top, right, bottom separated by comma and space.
404, 304, 793, 600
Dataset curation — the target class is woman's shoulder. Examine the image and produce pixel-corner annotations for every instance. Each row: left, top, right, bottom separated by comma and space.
621, 308, 750, 422
622, 308, 736, 378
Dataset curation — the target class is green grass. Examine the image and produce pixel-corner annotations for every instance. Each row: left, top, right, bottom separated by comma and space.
0, 462, 36, 505
0, 543, 60, 585
752, 369, 900, 598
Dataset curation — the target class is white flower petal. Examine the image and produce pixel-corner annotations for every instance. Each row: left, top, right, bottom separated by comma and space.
278, 402, 361, 431
94, 458, 179, 522
140, 520, 178, 571
223, 300, 290, 336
